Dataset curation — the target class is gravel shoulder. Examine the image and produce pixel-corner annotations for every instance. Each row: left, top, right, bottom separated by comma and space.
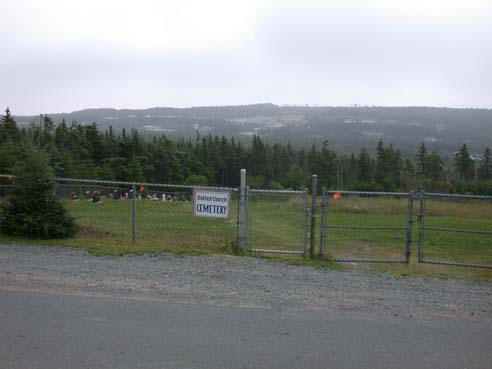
1, 243, 491, 321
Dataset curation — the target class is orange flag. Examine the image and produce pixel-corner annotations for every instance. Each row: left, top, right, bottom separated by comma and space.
333, 192, 341, 200
139, 184, 145, 192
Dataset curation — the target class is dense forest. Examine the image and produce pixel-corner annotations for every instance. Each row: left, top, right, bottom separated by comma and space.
2, 108, 492, 194
13, 104, 492, 156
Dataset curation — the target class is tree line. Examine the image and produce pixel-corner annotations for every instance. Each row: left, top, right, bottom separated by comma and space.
1, 108, 492, 194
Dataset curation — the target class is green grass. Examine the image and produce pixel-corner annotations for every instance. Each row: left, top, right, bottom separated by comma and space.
67, 198, 239, 254
248, 195, 307, 251
318, 195, 492, 281
0, 194, 491, 281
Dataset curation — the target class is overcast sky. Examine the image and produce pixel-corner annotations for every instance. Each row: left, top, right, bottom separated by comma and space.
2, 0, 491, 115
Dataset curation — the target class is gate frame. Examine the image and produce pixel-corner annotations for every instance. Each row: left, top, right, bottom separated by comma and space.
417, 192, 492, 269
320, 189, 413, 264
242, 188, 309, 255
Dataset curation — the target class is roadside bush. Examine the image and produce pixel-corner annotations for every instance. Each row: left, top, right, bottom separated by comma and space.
0, 149, 77, 239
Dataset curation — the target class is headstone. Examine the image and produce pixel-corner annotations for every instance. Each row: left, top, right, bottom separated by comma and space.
92, 191, 101, 203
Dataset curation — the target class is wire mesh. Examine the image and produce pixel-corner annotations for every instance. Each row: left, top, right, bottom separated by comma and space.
135, 184, 238, 253
3, 172, 492, 268
246, 190, 308, 254
51, 179, 239, 253
55, 180, 134, 241
419, 194, 492, 268
321, 190, 410, 263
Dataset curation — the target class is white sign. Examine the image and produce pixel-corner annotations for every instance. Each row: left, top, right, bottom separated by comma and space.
193, 188, 231, 219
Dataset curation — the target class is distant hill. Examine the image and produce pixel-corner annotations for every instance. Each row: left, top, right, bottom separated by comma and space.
13, 104, 492, 156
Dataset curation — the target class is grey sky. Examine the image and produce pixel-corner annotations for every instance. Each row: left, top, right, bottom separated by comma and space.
2, 0, 491, 115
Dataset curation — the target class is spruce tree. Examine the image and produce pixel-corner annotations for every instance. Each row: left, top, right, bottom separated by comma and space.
285, 164, 305, 190
0, 148, 77, 239
357, 147, 372, 183
415, 142, 428, 179
427, 149, 444, 181
0, 108, 20, 143
478, 147, 492, 180
454, 144, 475, 180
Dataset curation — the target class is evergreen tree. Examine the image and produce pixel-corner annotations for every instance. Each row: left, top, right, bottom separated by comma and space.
427, 149, 444, 181
0, 140, 17, 174
127, 157, 145, 182
285, 164, 305, 190
375, 139, 387, 185
54, 118, 69, 150
85, 123, 105, 164
415, 142, 428, 179
41, 115, 55, 150
307, 144, 322, 179
4, 109, 492, 194
375, 140, 402, 190
0, 148, 77, 238
357, 147, 372, 183
0, 108, 20, 143
320, 141, 337, 188
478, 147, 492, 180
249, 136, 268, 177
454, 144, 475, 180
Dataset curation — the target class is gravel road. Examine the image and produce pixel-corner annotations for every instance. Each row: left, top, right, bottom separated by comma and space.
1, 243, 491, 321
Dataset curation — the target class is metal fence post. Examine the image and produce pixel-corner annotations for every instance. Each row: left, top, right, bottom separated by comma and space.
319, 188, 327, 258
246, 186, 251, 249
417, 191, 425, 262
310, 175, 318, 258
239, 169, 246, 250
302, 192, 308, 256
132, 182, 137, 242
405, 192, 414, 265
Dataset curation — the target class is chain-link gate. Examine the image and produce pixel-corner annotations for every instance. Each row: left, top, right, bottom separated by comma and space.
320, 190, 413, 263
417, 193, 492, 269
241, 189, 308, 254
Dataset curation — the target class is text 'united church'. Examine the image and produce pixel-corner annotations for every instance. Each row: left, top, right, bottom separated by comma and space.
195, 194, 229, 215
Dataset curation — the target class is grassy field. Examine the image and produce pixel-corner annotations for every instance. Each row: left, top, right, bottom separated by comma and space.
323, 195, 492, 263
247, 192, 307, 252
320, 194, 492, 280
0, 192, 491, 281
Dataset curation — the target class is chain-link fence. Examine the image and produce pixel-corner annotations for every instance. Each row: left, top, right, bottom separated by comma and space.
50, 178, 239, 253
2, 172, 492, 269
417, 193, 492, 269
243, 189, 308, 254
55, 179, 134, 241
320, 190, 412, 263
135, 183, 238, 251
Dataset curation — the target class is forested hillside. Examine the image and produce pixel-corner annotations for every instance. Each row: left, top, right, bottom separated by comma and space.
13, 104, 492, 156
2, 108, 492, 194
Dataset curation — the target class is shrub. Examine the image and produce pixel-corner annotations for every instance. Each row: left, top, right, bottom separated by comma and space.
0, 149, 77, 239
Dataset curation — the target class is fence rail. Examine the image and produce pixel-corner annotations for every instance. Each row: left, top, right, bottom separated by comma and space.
1, 173, 491, 269
243, 188, 308, 255
320, 190, 412, 264
417, 193, 492, 269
